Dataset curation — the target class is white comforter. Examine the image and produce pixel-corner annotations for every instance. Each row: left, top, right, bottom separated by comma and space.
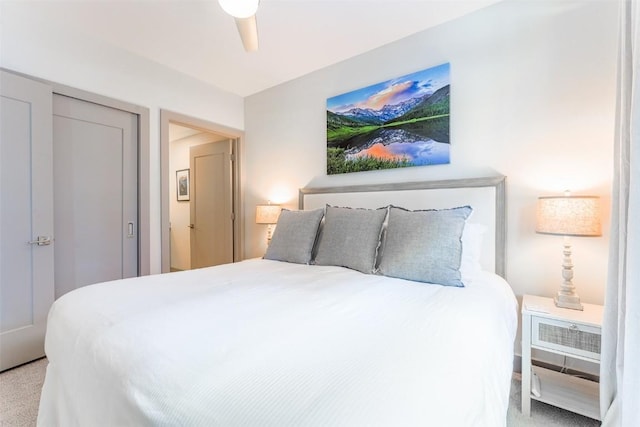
38, 259, 517, 427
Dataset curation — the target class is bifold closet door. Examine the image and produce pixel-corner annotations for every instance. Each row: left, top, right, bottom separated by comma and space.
53, 95, 138, 298
0, 71, 55, 371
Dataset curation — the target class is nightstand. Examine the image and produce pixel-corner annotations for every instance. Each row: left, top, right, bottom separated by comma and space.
521, 294, 603, 420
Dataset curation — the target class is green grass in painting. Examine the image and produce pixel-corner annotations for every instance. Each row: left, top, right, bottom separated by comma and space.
387, 113, 449, 127
327, 147, 412, 175
327, 124, 379, 144
327, 114, 450, 146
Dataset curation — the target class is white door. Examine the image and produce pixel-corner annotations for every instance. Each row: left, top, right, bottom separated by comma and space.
0, 71, 55, 371
53, 95, 138, 298
190, 141, 233, 269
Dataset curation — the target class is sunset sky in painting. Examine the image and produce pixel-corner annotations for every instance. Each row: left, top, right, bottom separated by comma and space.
327, 63, 450, 113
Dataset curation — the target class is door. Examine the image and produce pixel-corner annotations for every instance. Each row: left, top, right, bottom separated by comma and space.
190, 141, 233, 269
53, 95, 138, 298
0, 71, 55, 371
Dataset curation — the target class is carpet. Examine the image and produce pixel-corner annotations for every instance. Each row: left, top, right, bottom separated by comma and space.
1, 359, 601, 426
0, 358, 47, 427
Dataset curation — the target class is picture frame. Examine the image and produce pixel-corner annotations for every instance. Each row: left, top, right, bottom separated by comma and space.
176, 169, 190, 201
326, 62, 450, 175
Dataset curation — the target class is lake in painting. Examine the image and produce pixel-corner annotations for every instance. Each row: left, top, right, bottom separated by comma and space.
326, 63, 450, 175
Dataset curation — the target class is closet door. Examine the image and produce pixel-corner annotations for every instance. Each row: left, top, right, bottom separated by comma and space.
0, 71, 55, 371
53, 95, 138, 298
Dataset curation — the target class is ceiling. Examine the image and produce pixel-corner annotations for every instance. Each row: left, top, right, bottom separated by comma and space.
10, 0, 503, 97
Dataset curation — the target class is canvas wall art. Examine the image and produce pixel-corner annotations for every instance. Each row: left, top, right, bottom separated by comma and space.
326, 63, 450, 175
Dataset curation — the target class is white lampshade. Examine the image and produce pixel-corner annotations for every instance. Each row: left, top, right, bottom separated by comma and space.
536, 196, 602, 237
255, 204, 281, 225
218, 0, 259, 19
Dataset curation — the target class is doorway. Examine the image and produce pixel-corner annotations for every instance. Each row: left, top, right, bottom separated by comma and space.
160, 110, 243, 273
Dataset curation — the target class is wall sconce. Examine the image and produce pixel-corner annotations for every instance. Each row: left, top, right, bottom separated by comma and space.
535, 192, 602, 310
255, 203, 282, 244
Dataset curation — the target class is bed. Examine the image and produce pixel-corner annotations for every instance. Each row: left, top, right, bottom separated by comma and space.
38, 177, 518, 426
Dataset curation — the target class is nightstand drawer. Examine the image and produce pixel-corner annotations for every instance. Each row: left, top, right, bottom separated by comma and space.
532, 316, 601, 361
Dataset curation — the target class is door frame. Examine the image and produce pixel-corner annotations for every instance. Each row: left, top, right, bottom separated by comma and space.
0, 68, 151, 276
160, 109, 244, 273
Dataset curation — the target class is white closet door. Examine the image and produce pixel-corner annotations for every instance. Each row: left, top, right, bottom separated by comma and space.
53, 95, 138, 298
0, 71, 55, 371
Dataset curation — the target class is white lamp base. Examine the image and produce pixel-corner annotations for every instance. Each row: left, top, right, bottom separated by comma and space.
554, 293, 583, 311
266, 224, 274, 245
553, 237, 584, 311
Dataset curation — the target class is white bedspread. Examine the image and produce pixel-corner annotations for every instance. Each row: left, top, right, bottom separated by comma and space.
38, 259, 517, 426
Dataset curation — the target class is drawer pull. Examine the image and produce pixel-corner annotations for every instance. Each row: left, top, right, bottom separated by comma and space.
569, 324, 579, 331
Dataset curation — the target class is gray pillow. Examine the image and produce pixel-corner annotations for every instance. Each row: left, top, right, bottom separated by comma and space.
377, 205, 472, 286
264, 208, 324, 264
314, 205, 387, 274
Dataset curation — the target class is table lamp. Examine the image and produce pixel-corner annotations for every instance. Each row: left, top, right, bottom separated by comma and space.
535, 193, 601, 310
255, 204, 281, 244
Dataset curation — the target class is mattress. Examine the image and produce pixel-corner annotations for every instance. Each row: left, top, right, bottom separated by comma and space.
38, 258, 517, 426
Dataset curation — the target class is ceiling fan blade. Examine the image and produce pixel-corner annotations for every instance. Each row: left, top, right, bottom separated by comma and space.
235, 15, 259, 52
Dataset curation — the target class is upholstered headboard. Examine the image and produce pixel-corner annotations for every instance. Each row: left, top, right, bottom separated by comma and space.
298, 176, 506, 278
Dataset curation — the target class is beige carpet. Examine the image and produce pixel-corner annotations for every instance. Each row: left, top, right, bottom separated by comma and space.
0, 358, 47, 427
1, 359, 600, 427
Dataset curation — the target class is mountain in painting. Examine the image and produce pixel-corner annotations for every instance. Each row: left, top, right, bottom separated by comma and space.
338, 95, 426, 125
332, 84, 450, 126
385, 85, 450, 124
327, 110, 370, 130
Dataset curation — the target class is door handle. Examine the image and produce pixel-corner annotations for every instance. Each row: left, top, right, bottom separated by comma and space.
27, 236, 52, 246
188, 224, 194, 229
127, 222, 135, 238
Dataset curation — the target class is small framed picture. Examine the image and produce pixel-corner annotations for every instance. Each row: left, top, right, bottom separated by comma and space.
176, 169, 190, 201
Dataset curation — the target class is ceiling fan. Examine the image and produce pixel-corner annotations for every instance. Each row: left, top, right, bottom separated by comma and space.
218, 0, 260, 52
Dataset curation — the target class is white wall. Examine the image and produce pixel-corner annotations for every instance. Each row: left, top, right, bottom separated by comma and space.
0, 2, 244, 274
244, 0, 618, 306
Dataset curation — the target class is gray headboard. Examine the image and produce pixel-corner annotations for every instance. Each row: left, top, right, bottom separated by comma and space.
298, 176, 507, 278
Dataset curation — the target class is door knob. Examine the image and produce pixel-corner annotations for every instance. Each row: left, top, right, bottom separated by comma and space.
27, 236, 52, 246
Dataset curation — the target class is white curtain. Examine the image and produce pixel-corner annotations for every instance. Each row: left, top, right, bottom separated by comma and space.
600, 1, 640, 425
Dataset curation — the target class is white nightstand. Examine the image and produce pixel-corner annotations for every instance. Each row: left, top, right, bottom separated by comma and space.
521, 294, 603, 420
